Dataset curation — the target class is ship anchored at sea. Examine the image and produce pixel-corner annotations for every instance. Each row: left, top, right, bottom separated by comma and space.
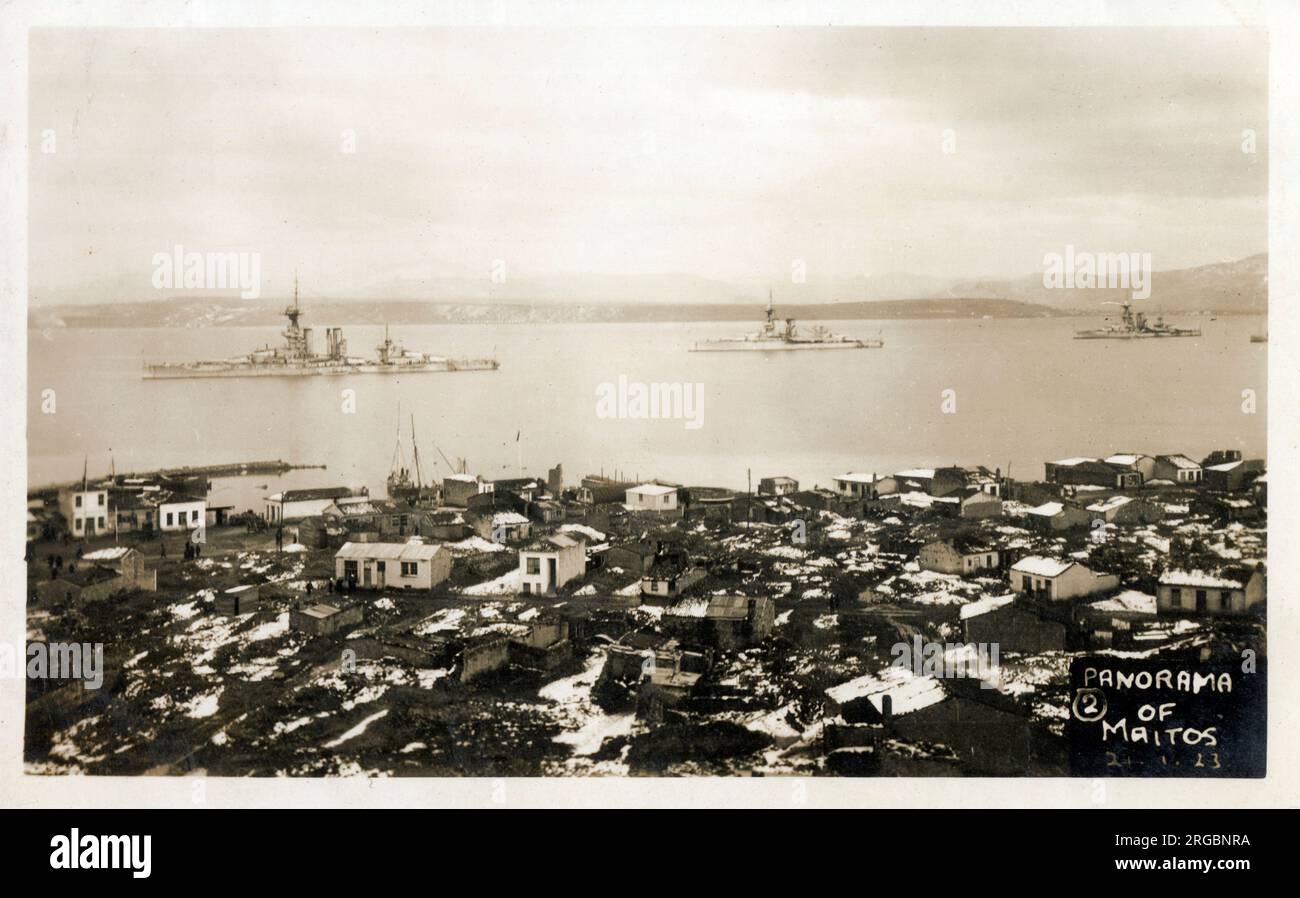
1073, 300, 1201, 340
689, 289, 883, 352
143, 277, 500, 379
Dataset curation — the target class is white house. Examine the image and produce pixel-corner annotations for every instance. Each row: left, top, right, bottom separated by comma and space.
1153, 454, 1203, 484
1157, 568, 1265, 616
59, 484, 110, 538
833, 472, 896, 499
917, 539, 1000, 576
155, 493, 207, 533
1010, 556, 1120, 601
334, 538, 452, 590
264, 487, 369, 524
626, 483, 678, 511
518, 534, 587, 596
469, 510, 532, 543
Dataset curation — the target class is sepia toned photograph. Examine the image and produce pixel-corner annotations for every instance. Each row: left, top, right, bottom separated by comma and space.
16, 18, 1271, 784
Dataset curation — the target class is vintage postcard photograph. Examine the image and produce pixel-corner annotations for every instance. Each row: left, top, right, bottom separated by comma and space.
12, 16, 1276, 790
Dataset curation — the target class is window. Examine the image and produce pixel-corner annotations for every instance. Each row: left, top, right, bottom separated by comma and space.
97, 517, 105, 529
98, 493, 105, 506
663, 495, 670, 505
74, 519, 82, 532
526, 557, 541, 575
522, 582, 531, 595
985, 555, 993, 566
191, 510, 199, 522
166, 513, 173, 526
344, 560, 358, 578
401, 561, 418, 577
75, 495, 82, 508
1170, 588, 1182, 607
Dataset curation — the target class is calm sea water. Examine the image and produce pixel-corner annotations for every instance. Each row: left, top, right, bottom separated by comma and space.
28, 316, 1267, 510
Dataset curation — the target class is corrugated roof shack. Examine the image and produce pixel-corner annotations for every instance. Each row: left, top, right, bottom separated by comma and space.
459, 633, 510, 681
334, 539, 452, 590
290, 601, 364, 637
662, 594, 775, 651
215, 583, 262, 615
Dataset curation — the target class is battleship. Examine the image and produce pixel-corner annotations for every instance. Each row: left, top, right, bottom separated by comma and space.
1073, 300, 1202, 339
690, 291, 883, 352
143, 280, 500, 379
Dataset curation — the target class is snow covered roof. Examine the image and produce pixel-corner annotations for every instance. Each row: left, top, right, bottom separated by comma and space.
665, 594, 755, 621
665, 597, 711, 618
1051, 457, 1097, 467
82, 546, 133, 562
960, 593, 1017, 620
627, 483, 677, 496
1027, 501, 1065, 516
1158, 454, 1200, 469
1158, 569, 1244, 589
835, 472, 886, 484
897, 491, 957, 508
1105, 454, 1146, 465
1205, 460, 1244, 472
445, 474, 479, 483
824, 666, 946, 716
1086, 495, 1134, 513
301, 603, 343, 619
894, 468, 936, 479
1011, 556, 1074, 577
1089, 590, 1157, 614
559, 523, 607, 542
523, 534, 582, 553
491, 511, 531, 526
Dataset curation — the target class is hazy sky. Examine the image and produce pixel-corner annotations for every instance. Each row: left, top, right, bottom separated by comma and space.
29, 27, 1267, 302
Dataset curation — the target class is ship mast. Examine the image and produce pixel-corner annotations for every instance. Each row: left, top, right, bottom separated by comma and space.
389, 402, 407, 483
410, 414, 424, 488
283, 271, 305, 356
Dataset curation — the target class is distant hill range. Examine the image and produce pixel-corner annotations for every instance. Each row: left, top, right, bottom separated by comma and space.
29, 253, 1265, 328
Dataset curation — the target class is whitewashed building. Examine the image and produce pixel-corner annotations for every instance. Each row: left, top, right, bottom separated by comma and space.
833, 472, 896, 499
1010, 556, 1119, 601
264, 487, 369, 524
59, 484, 110, 538
156, 493, 207, 532
518, 534, 586, 596
334, 538, 452, 590
626, 483, 679, 511
1157, 568, 1265, 616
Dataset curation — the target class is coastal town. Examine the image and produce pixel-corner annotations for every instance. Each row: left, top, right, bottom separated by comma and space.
24, 443, 1267, 776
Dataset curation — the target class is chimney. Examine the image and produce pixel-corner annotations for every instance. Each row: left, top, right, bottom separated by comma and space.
880, 693, 893, 727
